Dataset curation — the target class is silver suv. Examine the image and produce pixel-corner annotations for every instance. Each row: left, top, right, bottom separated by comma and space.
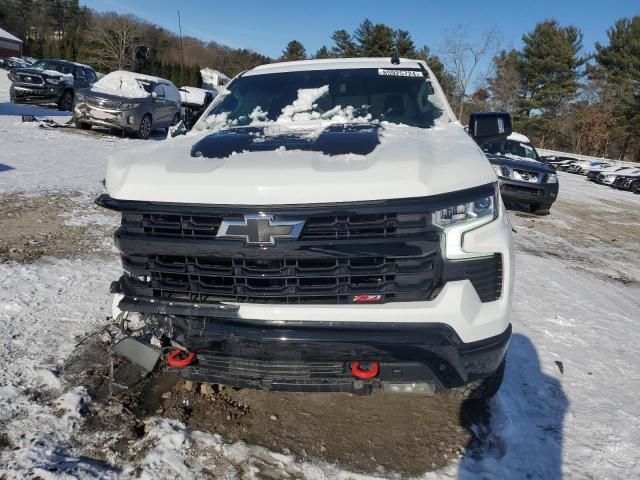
73, 70, 181, 139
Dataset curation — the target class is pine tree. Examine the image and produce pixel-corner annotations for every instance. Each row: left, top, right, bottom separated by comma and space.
595, 16, 640, 160
357, 22, 394, 57
394, 30, 417, 58
314, 46, 332, 59
280, 40, 306, 61
354, 19, 374, 55
330, 30, 357, 57
518, 20, 586, 145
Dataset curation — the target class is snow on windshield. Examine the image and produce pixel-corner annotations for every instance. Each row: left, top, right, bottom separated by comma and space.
200, 68, 445, 135
203, 85, 374, 137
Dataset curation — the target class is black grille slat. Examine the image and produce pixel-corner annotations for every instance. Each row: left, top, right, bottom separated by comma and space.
124, 211, 431, 240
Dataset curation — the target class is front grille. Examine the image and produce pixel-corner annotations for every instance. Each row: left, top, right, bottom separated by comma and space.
86, 96, 121, 109
501, 184, 543, 196
512, 169, 540, 183
107, 187, 503, 306
121, 253, 438, 304
16, 74, 43, 85
123, 211, 431, 241
190, 354, 348, 381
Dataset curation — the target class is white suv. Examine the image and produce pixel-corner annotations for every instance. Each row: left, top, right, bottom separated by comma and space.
99, 58, 514, 399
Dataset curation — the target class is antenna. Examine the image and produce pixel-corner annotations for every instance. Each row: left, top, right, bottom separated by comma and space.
178, 10, 185, 85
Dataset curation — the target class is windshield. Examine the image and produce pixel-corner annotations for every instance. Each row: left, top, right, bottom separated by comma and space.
483, 139, 540, 161
204, 68, 445, 130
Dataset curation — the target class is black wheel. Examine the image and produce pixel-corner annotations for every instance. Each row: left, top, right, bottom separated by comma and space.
530, 203, 552, 215
631, 181, 640, 195
447, 360, 506, 400
171, 113, 180, 126
59, 90, 74, 111
137, 114, 152, 139
74, 119, 91, 130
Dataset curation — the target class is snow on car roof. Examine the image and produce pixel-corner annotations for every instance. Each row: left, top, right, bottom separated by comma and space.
179, 86, 214, 105
507, 132, 532, 144
247, 57, 426, 76
92, 70, 179, 100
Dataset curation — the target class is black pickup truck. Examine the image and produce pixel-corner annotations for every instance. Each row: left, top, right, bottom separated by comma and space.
9, 59, 98, 111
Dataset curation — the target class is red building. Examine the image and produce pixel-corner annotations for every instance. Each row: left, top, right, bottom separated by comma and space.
0, 27, 22, 58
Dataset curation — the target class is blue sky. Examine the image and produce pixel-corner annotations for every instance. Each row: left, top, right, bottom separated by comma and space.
80, 0, 638, 58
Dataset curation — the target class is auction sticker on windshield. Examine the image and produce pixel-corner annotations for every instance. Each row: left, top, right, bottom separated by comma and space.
378, 69, 424, 77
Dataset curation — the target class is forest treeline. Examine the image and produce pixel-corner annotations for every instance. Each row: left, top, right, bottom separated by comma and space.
0, 1, 638, 161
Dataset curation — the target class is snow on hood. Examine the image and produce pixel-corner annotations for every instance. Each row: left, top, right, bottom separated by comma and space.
42, 70, 74, 82
105, 122, 496, 205
91, 70, 180, 100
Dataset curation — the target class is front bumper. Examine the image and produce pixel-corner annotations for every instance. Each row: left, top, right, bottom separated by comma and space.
498, 177, 558, 206
10, 83, 61, 104
117, 311, 511, 393
74, 104, 142, 131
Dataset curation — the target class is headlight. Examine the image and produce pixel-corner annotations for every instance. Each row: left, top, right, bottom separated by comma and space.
433, 184, 500, 259
120, 103, 140, 110
545, 173, 558, 183
492, 164, 510, 178
45, 77, 61, 85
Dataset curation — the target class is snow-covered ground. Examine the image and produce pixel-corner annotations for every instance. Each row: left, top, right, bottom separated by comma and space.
1, 69, 639, 478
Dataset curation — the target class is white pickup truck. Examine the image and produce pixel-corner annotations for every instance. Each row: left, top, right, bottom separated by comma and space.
98, 57, 514, 399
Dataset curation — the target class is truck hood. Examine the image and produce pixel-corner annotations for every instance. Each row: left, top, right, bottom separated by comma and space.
105, 123, 497, 205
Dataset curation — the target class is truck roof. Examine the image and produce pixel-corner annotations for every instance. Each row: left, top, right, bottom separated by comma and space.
247, 57, 426, 76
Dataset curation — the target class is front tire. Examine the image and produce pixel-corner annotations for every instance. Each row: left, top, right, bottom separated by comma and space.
59, 90, 74, 111
137, 114, 152, 139
447, 360, 506, 400
171, 113, 180, 126
75, 119, 91, 130
631, 181, 640, 195
530, 203, 552, 215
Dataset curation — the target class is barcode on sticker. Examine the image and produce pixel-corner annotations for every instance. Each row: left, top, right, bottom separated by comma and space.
378, 69, 424, 77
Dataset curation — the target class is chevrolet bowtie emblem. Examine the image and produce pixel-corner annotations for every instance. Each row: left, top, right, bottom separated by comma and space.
217, 214, 305, 245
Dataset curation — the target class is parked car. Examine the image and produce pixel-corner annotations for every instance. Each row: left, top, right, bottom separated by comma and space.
610, 170, 640, 191
0, 56, 31, 70
97, 57, 514, 399
595, 167, 639, 185
482, 132, 558, 214
542, 155, 580, 171
8, 59, 97, 110
73, 71, 182, 139
179, 86, 215, 130
566, 160, 609, 175
586, 165, 632, 182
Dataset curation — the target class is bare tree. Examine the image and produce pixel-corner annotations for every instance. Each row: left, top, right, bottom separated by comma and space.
88, 14, 147, 71
441, 27, 501, 120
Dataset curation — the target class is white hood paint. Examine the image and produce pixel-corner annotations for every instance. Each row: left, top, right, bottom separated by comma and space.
105, 123, 496, 205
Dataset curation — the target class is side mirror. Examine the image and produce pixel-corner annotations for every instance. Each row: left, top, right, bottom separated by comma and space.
468, 112, 512, 144
151, 92, 157, 99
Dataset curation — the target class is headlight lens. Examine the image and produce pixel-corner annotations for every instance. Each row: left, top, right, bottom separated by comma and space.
433, 192, 497, 229
46, 77, 61, 85
433, 184, 500, 259
545, 173, 558, 183
492, 164, 503, 177
120, 103, 140, 110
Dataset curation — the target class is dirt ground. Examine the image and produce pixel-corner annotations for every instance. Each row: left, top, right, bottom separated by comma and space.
2, 179, 638, 477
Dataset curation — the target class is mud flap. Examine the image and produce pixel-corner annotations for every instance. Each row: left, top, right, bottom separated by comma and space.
113, 337, 161, 372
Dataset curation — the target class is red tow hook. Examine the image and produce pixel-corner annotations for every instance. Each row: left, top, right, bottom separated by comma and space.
166, 349, 196, 368
351, 361, 380, 379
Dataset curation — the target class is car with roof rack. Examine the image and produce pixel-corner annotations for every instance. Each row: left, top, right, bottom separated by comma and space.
8, 59, 97, 111
98, 57, 514, 400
